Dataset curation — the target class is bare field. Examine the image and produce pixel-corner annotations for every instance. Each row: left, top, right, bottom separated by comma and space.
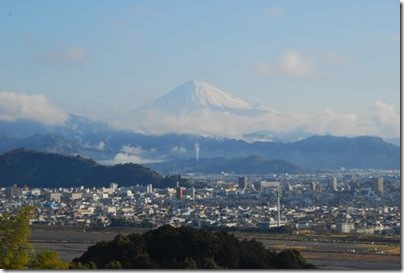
233, 232, 400, 269
30, 225, 401, 270
301, 252, 401, 270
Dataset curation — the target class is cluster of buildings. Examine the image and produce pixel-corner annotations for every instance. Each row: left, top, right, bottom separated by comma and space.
0, 169, 400, 235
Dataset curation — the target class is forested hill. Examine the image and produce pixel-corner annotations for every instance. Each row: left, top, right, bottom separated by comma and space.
149, 156, 303, 174
72, 225, 315, 269
0, 148, 165, 188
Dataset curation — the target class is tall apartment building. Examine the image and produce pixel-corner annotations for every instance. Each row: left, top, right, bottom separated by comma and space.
330, 177, 338, 191
238, 176, 247, 190
6, 184, 21, 199
146, 184, 153, 194
372, 177, 384, 196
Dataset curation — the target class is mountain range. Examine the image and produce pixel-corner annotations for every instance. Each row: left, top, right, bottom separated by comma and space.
0, 121, 399, 172
150, 135, 399, 171
0, 80, 400, 172
149, 156, 303, 175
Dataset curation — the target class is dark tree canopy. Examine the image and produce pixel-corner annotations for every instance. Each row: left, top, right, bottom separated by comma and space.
72, 225, 315, 269
0, 148, 190, 188
0, 206, 68, 269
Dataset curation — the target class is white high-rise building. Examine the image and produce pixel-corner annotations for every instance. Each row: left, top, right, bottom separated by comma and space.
186, 187, 196, 199
372, 177, 384, 195
146, 184, 153, 194
330, 177, 338, 191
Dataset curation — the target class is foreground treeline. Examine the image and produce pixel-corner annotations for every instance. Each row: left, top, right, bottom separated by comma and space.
0, 206, 315, 269
72, 225, 316, 269
0, 206, 68, 269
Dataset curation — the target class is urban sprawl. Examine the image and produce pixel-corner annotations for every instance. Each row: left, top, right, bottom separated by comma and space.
2, 170, 400, 236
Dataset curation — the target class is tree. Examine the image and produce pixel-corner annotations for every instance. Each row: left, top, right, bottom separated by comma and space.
201, 257, 221, 269
0, 206, 35, 269
0, 206, 69, 269
106, 260, 122, 269
181, 257, 197, 269
73, 225, 315, 269
28, 250, 69, 269
69, 261, 90, 269
274, 248, 309, 269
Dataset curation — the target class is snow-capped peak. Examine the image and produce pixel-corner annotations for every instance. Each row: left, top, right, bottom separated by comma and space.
138, 80, 278, 115
175, 80, 252, 110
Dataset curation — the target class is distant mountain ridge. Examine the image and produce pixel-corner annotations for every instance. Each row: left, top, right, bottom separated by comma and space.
149, 156, 303, 174
282, 135, 399, 169
0, 114, 399, 171
0, 149, 304, 188
0, 148, 163, 188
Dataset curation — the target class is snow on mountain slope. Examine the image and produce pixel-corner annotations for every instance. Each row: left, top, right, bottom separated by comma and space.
136, 80, 278, 115
129, 80, 283, 138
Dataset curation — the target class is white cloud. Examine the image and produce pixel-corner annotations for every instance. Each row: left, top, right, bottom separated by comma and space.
253, 50, 314, 79
306, 109, 360, 136
130, 110, 259, 138
278, 50, 313, 78
20, 33, 88, 64
114, 99, 400, 140
97, 141, 106, 151
121, 144, 144, 155
120, 108, 310, 139
41, 47, 88, 63
372, 100, 400, 137
171, 146, 187, 154
100, 144, 161, 165
0, 91, 68, 124
107, 153, 160, 165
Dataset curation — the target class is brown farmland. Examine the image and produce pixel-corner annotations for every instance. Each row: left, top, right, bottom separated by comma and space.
30, 225, 401, 270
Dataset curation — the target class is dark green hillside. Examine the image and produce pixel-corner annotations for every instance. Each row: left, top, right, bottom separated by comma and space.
195, 155, 302, 173
0, 149, 164, 188
71, 225, 315, 269
150, 155, 302, 174
283, 135, 400, 169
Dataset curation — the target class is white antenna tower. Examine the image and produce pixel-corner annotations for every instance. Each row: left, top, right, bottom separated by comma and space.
276, 187, 282, 227
194, 142, 200, 171
194, 143, 200, 162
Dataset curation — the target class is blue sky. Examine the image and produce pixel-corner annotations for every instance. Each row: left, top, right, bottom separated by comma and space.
0, 0, 400, 137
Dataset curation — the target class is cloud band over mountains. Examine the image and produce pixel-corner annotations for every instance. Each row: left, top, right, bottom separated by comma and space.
0, 90, 399, 140
127, 105, 398, 140
0, 91, 68, 125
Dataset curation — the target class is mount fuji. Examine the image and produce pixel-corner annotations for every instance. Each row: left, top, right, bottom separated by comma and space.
130, 80, 281, 138
135, 80, 278, 116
